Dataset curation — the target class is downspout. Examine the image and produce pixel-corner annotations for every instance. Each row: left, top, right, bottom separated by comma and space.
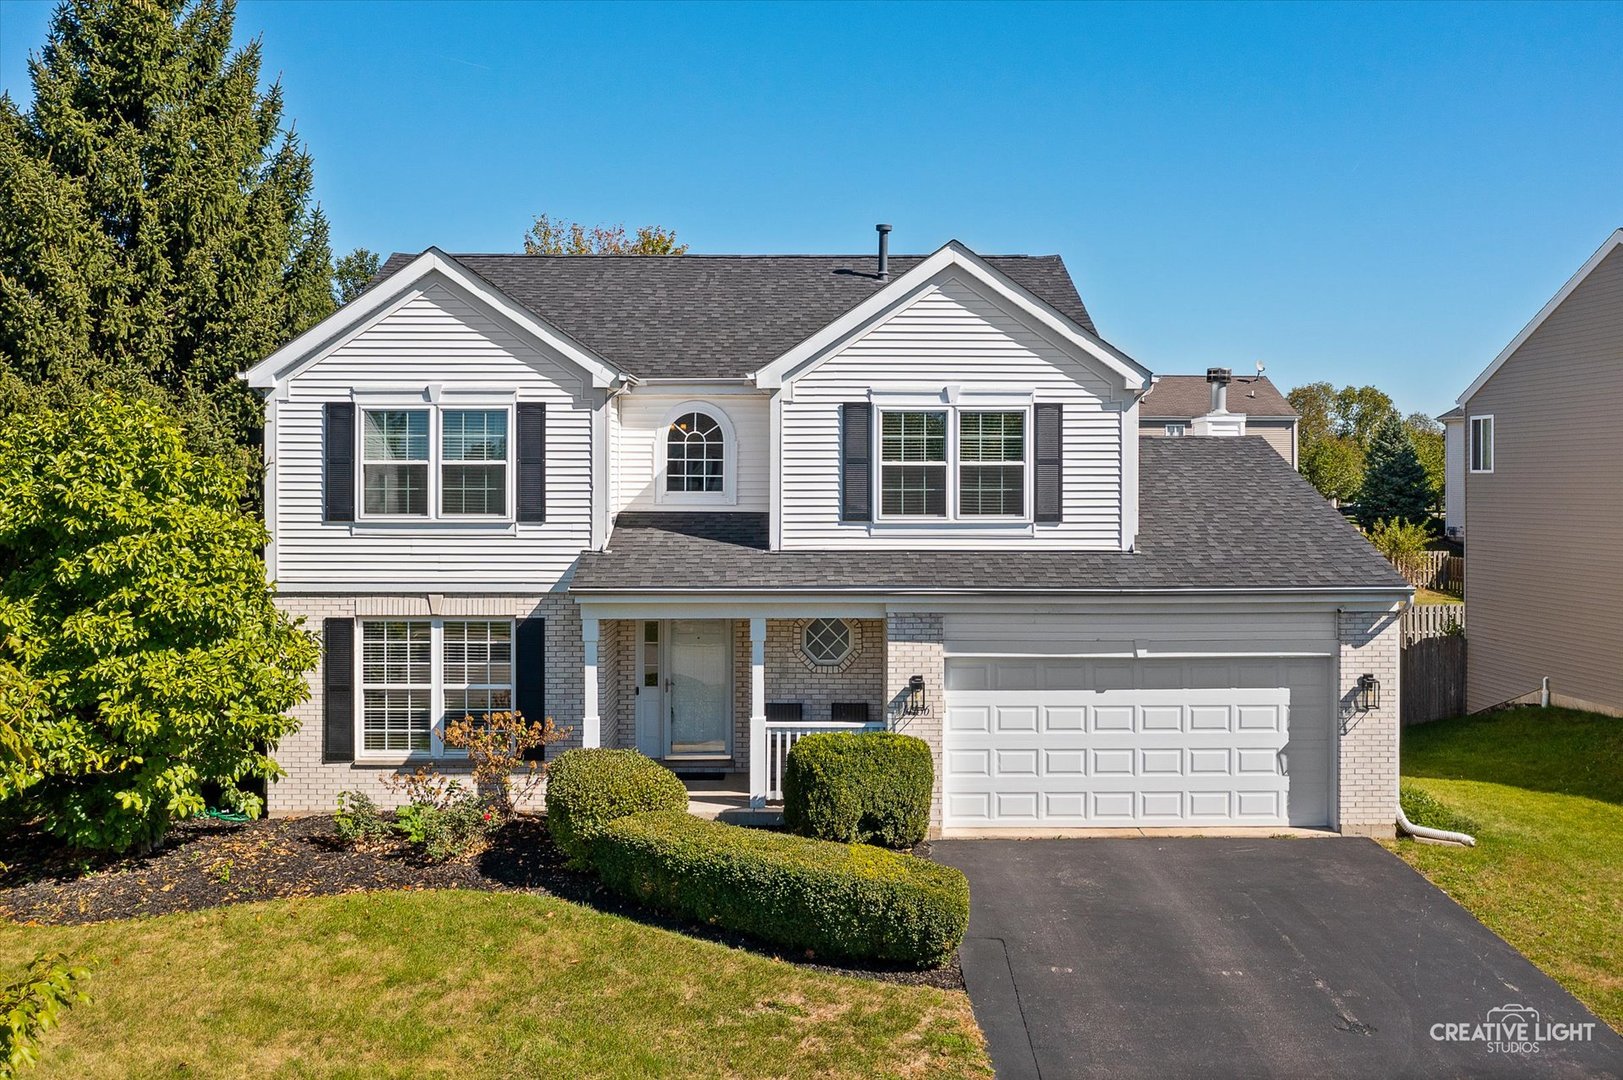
1394, 720, 1476, 847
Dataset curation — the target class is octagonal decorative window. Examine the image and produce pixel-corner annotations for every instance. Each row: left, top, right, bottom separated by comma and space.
802, 618, 853, 667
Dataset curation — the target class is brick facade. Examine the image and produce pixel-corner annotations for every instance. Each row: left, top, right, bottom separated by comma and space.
883, 613, 947, 835
268, 592, 588, 815
1335, 607, 1402, 837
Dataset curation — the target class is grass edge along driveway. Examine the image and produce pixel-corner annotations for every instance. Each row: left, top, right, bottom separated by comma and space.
1385, 707, 1623, 1033
0, 889, 992, 1079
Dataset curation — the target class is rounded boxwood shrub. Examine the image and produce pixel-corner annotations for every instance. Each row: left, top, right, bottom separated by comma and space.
545, 748, 687, 865
589, 810, 969, 967
782, 731, 933, 848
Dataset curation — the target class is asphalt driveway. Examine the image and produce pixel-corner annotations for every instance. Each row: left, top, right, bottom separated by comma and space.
933, 838, 1623, 1079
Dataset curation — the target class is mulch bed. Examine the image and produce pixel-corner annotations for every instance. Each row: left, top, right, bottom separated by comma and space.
0, 816, 963, 991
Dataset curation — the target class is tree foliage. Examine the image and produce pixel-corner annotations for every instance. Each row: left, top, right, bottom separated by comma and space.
1288, 381, 1403, 502
0, 394, 317, 851
523, 213, 687, 255
1356, 413, 1433, 528
333, 247, 380, 305
1403, 411, 1446, 511
0, 0, 335, 446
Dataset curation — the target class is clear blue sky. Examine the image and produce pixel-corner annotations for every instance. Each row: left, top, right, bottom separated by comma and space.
2, 1, 1620, 416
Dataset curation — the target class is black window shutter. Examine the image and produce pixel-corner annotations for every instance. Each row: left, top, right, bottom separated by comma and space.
840, 402, 873, 522
515, 617, 547, 760
324, 402, 355, 522
322, 618, 355, 763
1034, 403, 1063, 523
516, 403, 546, 523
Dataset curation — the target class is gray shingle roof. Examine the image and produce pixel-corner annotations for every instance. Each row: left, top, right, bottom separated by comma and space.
571, 438, 1406, 594
377, 251, 1098, 380
1140, 375, 1296, 419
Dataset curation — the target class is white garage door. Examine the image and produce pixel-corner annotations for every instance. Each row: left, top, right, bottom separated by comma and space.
942, 656, 1334, 830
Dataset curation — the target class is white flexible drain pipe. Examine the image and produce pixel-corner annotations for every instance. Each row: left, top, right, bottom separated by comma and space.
1397, 804, 1475, 847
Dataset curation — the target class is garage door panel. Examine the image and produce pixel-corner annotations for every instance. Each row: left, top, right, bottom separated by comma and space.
1046, 707, 1087, 731
942, 656, 1333, 829
995, 749, 1039, 775
994, 706, 1039, 732
1091, 706, 1135, 732
946, 705, 991, 732
1044, 749, 1087, 774
1139, 748, 1184, 775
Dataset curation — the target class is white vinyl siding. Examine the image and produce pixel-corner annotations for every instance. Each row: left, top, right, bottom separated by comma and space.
612, 392, 769, 513
273, 280, 595, 590
779, 274, 1127, 549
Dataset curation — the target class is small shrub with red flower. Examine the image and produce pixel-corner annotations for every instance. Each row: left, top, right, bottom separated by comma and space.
333, 711, 564, 863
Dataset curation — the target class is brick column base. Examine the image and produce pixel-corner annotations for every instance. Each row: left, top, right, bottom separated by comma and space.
885, 613, 946, 836
1336, 607, 1402, 837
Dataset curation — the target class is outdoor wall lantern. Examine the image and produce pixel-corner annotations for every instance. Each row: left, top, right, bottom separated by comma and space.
1356, 673, 1381, 712
905, 674, 928, 716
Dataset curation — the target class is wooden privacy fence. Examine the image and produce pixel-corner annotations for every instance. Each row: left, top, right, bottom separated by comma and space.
1402, 635, 1466, 726
1391, 551, 1465, 595
1402, 603, 1465, 643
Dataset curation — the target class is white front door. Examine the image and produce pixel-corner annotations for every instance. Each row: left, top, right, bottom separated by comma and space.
666, 620, 732, 758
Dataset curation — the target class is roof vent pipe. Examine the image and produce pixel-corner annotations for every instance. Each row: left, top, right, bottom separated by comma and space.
1206, 366, 1232, 413
876, 224, 892, 280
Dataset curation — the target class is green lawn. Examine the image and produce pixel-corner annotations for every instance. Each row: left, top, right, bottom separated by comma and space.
1386, 707, 1623, 1031
1412, 587, 1463, 605
0, 890, 991, 1079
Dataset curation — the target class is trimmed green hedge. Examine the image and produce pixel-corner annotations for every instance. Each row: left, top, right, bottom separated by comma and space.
589, 810, 969, 967
782, 731, 933, 848
545, 749, 687, 866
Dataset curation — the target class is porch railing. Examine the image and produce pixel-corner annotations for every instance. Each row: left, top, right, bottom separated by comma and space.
765, 720, 884, 802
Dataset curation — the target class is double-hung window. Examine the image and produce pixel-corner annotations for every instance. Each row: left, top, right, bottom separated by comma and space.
358, 619, 515, 758
958, 411, 1026, 516
1469, 415, 1494, 473
358, 405, 512, 520
441, 410, 508, 515
878, 407, 1029, 520
362, 411, 430, 516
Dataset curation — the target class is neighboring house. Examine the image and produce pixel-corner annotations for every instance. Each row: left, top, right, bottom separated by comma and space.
1437, 406, 1465, 540
242, 232, 1408, 836
1450, 228, 1623, 716
1138, 373, 1299, 467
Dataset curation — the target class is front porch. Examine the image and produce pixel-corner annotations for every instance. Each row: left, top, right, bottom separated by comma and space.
575, 609, 900, 808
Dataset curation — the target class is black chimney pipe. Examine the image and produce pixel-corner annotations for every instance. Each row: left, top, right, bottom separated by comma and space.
876, 223, 892, 279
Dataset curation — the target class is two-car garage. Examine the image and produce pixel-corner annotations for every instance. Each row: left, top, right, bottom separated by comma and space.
939, 613, 1338, 831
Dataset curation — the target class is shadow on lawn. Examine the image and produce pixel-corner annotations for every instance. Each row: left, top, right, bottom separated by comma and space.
1402, 706, 1623, 807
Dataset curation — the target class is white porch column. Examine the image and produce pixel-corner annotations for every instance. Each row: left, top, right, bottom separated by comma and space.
748, 617, 767, 808
581, 617, 601, 748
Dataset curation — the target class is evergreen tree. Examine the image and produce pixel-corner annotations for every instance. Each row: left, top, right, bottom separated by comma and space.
0, 0, 334, 445
1356, 414, 1432, 527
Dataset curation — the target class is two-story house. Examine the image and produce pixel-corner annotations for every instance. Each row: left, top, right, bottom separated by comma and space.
1447, 228, 1623, 716
1137, 373, 1299, 467
242, 233, 1408, 837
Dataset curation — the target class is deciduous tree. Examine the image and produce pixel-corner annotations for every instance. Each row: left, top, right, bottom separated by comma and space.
523, 213, 687, 255
0, 394, 317, 851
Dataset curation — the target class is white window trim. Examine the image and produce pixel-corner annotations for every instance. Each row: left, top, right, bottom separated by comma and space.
1469, 414, 1495, 474
801, 617, 854, 667
873, 404, 1032, 524
1164, 423, 1186, 437
354, 617, 516, 763
352, 392, 517, 524
655, 400, 738, 506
